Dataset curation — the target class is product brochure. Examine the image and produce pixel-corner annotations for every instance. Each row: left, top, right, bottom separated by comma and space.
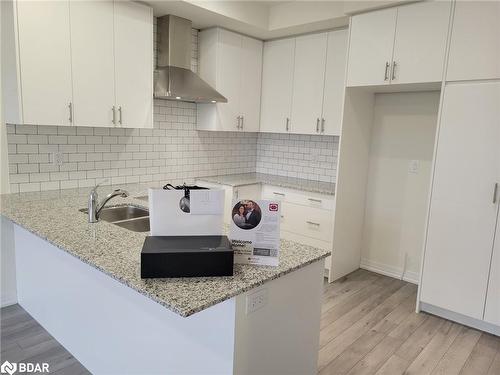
229, 199, 281, 266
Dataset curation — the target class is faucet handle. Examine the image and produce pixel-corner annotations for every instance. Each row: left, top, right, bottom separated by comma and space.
90, 179, 110, 194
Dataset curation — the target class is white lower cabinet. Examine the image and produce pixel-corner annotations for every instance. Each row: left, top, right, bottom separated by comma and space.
261, 185, 335, 279
420, 81, 500, 331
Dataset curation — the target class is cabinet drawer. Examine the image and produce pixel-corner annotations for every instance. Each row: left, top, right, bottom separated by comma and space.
262, 185, 335, 211
280, 202, 334, 242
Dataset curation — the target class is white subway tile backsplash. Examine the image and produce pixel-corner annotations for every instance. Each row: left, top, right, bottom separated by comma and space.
255, 133, 338, 183
19, 182, 40, 192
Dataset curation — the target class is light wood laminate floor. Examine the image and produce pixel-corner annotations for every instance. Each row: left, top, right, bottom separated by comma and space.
319, 269, 500, 375
1, 269, 499, 375
0, 304, 89, 374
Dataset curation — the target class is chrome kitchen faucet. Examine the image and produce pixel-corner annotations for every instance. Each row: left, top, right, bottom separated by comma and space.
88, 184, 129, 223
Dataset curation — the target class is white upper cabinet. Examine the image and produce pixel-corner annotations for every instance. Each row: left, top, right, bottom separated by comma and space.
392, 1, 451, 84
114, 1, 153, 128
347, 1, 451, 87
239, 36, 263, 132
420, 81, 500, 320
322, 29, 348, 136
216, 29, 242, 131
8, 0, 153, 128
198, 28, 263, 132
259, 39, 295, 133
347, 8, 397, 87
70, 1, 115, 127
16, 1, 73, 126
259, 29, 347, 136
290, 33, 328, 135
446, 1, 500, 81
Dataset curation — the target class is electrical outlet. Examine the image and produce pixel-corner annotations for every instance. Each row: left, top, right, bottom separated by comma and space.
51, 152, 64, 167
246, 288, 267, 314
408, 160, 419, 174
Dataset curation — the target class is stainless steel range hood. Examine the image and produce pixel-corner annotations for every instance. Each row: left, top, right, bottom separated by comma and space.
154, 15, 227, 103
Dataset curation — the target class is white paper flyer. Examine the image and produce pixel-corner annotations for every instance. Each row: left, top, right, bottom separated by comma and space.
229, 199, 281, 266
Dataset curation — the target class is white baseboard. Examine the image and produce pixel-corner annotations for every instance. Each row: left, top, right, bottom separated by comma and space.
1, 294, 18, 308
420, 302, 500, 336
360, 258, 419, 284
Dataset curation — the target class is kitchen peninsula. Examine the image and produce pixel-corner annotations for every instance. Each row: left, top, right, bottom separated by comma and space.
0, 184, 329, 374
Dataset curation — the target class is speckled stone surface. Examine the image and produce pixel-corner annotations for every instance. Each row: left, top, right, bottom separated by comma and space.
0, 184, 330, 317
197, 173, 336, 195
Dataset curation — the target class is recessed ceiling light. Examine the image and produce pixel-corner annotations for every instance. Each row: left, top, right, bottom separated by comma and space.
175, 96, 181, 100
211, 100, 216, 103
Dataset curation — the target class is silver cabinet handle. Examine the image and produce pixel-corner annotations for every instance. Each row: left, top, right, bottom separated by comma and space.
321, 118, 325, 133
236, 116, 241, 129
493, 183, 499, 204
308, 198, 322, 203
316, 118, 320, 133
273, 191, 285, 196
240, 115, 244, 130
285, 117, 290, 131
306, 221, 320, 226
68, 102, 73, 124
384, 62, 390, 81
118, 106, 122, 125
391, 61, 397, 80
112, 106, 116, 125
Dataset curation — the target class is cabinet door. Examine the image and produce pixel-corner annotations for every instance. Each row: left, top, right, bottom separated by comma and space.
321, 29, 348, 136
70, 1, 115, 127
216, 29, 242, 131
290, 33, 327, 135
239, 36, 262, 132
260, 38, 295, 133
392, 1, 451, 84
16, 0, 72, 126
114, 1, 153, 128
447, 1, 500, 81
421, 82, 500, 320
346, 8, 397, 87
484, 212, 500, 326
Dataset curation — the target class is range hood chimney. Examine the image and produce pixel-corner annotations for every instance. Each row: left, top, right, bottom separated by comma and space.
154, 15, 227, 103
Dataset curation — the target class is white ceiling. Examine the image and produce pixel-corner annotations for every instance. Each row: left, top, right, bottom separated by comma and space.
144, 0, 414, 40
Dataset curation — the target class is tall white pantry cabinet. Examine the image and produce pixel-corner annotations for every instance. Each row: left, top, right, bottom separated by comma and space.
418, 1, 500, 334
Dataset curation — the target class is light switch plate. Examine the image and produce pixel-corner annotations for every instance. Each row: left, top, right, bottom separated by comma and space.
408, 160, 419, 174
51, 151, 64, 166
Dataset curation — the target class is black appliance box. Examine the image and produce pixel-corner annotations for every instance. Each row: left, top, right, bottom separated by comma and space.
141, 235, 233, 278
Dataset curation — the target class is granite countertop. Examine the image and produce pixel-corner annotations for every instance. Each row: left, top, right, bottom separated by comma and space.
0, 184, 330, 317
197, 173, 336, 195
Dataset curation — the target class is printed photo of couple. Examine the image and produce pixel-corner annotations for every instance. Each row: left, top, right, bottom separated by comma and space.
232, 200, 262, 230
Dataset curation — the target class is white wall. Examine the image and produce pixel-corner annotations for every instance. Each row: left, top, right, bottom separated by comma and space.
360, 92, 439, 283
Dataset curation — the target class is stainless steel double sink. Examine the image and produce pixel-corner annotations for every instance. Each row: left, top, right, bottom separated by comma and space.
80, 205, 150, 232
